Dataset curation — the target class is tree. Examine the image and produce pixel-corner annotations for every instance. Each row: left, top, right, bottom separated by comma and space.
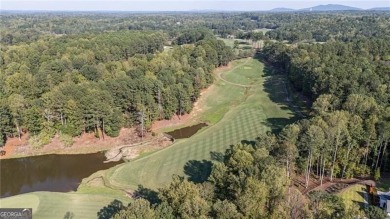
278, 124, 300, 181
364, 206, 387, 219
154, 202, 175, 219
0, 99, 14, 145
24, 105, 44, 135
324, 111, 349, 181
158, 176, 210, 219
212, 200, 242, 219
309, 191, 346, 219
104, 108, 123, 137
114, 199, 155, 219
301, 125, 325, 187
236, 177, 268, 218
8, 94, 26, 140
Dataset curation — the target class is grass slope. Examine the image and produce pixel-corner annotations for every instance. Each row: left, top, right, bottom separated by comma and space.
0, 191, 129, 219
338, 184, 368, 209
105, 58, 297, 190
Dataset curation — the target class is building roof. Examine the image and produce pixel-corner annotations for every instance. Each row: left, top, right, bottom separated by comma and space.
387, 200, 390, 213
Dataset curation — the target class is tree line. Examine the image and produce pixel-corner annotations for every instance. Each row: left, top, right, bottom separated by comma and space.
109, 141, 385, 219
261, 36, 390, 180
0, 30, 234, 147
3, 11, 389, 46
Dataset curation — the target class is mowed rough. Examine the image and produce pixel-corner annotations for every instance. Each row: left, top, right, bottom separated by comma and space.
107, 58, 294, 190
0, 191, 128, 219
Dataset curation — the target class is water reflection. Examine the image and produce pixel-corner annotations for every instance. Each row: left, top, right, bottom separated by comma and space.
0, 152, 122, 198
166, 123, 208, 139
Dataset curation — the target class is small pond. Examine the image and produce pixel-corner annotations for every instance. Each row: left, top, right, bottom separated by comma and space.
166, 123, 208, 139
0, 152, 122, 198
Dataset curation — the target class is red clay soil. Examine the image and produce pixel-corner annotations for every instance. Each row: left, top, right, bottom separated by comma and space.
0, 133, 30, 159
0, 128, 158, 159
1, 62, 237, 159
151, 114, 192, 132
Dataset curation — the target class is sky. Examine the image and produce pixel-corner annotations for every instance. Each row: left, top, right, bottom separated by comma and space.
1, 0, 389, 11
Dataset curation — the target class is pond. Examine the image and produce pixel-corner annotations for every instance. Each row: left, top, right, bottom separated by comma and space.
0, 152, 122, 198
166, 123, 208, 139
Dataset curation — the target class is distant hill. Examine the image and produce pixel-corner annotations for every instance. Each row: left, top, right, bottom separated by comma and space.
301, 4, 362, 11
368, 7, 390, 11
268, 4, 366, 12
269, 7, 295, 12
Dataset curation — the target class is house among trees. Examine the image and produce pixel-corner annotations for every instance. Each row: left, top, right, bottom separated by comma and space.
378, 191, 390, 217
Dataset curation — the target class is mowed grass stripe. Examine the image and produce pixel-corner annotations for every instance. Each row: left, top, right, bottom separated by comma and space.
0, 192, 129, 219
108, 58, 293, 190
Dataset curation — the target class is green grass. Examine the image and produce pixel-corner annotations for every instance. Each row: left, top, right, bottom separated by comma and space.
97, 58, 297, 190
0, 192, 130, 219
338, 184, 367, 209
377, 178, 390, 192
253, 28, 272, 34
217, 37, 249, 49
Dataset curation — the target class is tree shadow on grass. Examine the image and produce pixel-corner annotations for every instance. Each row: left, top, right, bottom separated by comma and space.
352, 200, 367, 209
356, 191, 369, 208
253, 55, 310, 134
133, 185, 160, 205
63, 211, 74, 219
184, 160, 212, 183
241, 140, 257, 147
210, 151, 224, 162
97, 199, 124, 219
263, 117, 299, 134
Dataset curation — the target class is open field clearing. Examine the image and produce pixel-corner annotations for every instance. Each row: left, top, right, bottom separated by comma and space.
99, 57, 301, 190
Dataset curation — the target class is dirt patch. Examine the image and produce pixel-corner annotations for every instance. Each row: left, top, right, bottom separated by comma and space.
0, 133, 30, 159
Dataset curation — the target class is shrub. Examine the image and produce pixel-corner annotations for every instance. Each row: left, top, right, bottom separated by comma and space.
60, 133, 74, 147
29, 129, 55, 149
374, 168, 381, 181
60, 123, 82, 137
365, 206, 386, 219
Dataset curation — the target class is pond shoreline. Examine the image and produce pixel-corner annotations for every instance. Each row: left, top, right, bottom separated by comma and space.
0, 152, 123, 198
0, 61, 237, 160
0, 128, 167, 160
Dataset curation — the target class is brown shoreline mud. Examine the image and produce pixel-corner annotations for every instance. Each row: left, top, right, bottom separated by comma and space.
0, 61, 237, 160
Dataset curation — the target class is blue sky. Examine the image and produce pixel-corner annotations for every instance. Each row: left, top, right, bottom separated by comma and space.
1, 0, 388, 11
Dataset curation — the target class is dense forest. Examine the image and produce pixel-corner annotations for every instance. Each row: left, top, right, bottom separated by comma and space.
0, 26, 233, 147
1, 10, 390, 219
262, 36, 390, 178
